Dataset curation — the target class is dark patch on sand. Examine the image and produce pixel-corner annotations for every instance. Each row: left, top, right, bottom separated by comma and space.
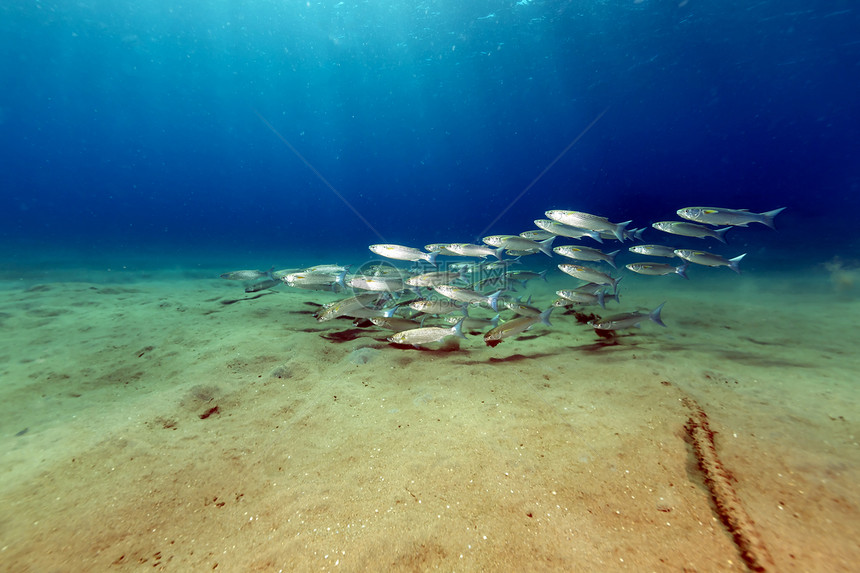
94, 287, 143, 295
27, 307, 71, 318
180, 384, 220, 414
220, 292, 275, 305
740, 336, 783, 346
346, 347, 381, 365
487, 352, 556, 363
322, 329, 373, 343
137, 346, 155, 358
199, 405, 220, 419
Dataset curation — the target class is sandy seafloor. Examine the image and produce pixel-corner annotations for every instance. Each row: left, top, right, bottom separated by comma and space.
0, 257, 858, 572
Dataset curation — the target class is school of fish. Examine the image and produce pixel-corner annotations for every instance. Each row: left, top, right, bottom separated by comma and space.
220, 206, 786, 348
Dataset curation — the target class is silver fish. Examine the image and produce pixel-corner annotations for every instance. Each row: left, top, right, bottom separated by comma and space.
493, 235, 555, 257
553, 245, 619, 268
347, 275, 405, 292
482, 235, 518, 247
315, 293, 386, 322
557, 264, 619, 290
484, 308, 553, 346
588, 302, 666, 331
282, 271, 346, 289
370, 316, 422, 331
434, 285, 503, 311
220, 268, 273, 281
388, 319, 466, 346
244, 279, 282, 293
424, 243, 460, 256
498, 297, 542, 317
534, 219, 603, 243
628, 244, 678, 258
405, 271, 465, 288
545, 210, 631, 242
408, 299, 467, 315
445, 243, 504, 260
625, 262, 689, 279
677, 206, 786, 229
651, 221, 731, 243
369, 244, 436, 263
442, 314, 500, 331
556, 289, 619, 308
304, 264, 351, 274
519, 229, 555, 240
674, 250, 746, 274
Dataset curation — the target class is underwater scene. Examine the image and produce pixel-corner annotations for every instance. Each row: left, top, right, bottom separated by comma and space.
1, 1, 859, 571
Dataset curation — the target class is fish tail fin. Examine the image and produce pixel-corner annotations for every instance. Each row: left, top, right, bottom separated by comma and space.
614, 220, 632, 242
539, 307, 554, 327
612, 275, 623, 295
728, 253, 746, 274
383, 305, 399, 318
588, 230, 604, 244
760, 207, 786, 230
425, 251, 438, 266
453, 318, 467, 339
487, 290, 503, 312
714, 227, 731, 244
676, 262, 690, 280
597, 290, 607, 309
539, 269, 548, 282
606, 249, 620, 269
650, 302, 667, 327
539, 236, 556, 257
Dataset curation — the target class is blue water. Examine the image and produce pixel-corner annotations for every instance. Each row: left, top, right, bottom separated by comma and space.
2, 1, 859, 271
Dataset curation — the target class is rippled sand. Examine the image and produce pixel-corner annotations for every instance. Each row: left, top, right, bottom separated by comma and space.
0, 265, 857, 572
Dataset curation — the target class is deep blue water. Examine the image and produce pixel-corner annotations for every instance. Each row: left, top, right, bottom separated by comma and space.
2, 1, 859, 270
